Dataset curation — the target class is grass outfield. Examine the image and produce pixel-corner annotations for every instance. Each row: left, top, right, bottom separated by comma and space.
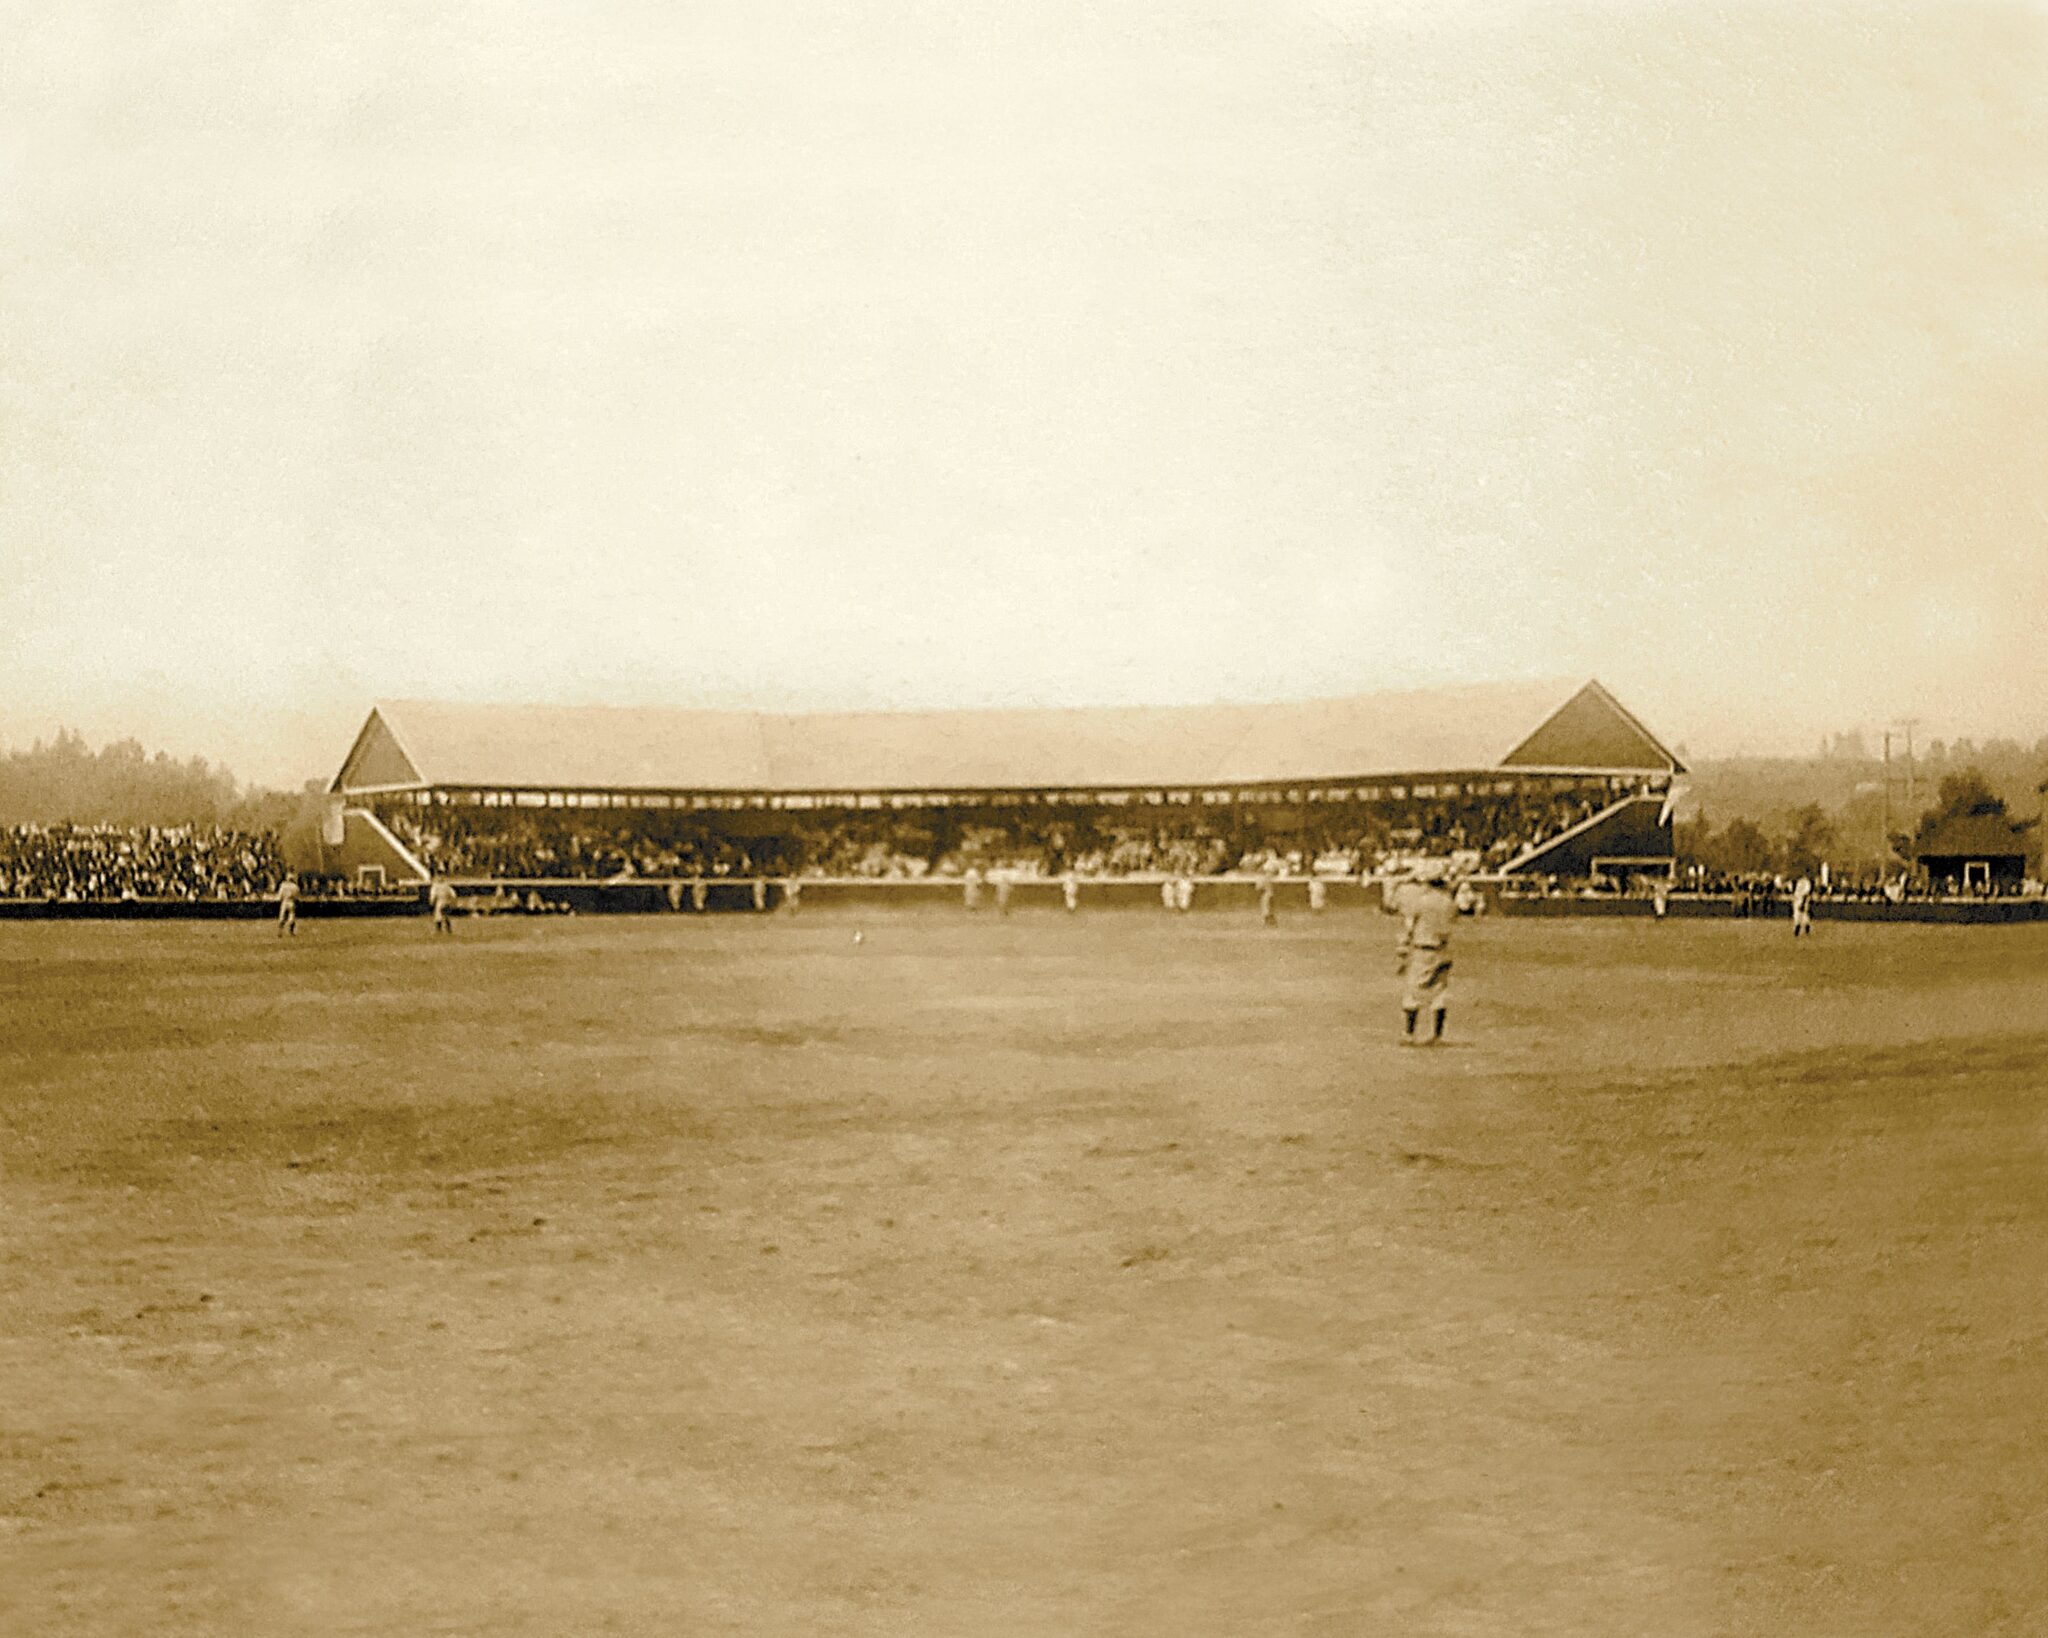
3, 912, 2045, 1637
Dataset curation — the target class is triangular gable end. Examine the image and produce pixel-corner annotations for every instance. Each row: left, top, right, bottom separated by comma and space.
1499, 681, 1684, 774
330, 709, 425, 793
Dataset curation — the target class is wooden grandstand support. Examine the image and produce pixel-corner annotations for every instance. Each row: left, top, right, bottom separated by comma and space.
332, 807, 430, 887
1496, 793, 1675, 879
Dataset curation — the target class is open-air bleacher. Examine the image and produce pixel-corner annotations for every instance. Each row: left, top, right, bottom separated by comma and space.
0, 824, 286, 902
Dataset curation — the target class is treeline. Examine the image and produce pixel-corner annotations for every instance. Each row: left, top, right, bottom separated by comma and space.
1683, 738, 2047, 839
1678, 767, 2041, 878
0, 730, 301, 831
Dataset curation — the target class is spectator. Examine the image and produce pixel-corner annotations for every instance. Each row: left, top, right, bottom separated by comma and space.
0, 824, 285, 901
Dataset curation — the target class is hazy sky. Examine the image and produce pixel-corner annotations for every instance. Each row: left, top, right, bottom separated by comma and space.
5, 1, 2046, 788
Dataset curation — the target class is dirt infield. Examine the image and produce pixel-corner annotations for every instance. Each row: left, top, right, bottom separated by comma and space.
4, 913, 2045, 1635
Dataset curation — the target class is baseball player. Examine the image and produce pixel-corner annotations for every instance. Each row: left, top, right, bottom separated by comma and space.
1383, 859, 1456, 1044
428, 876, 457, 934
1790, 872, 1814, 937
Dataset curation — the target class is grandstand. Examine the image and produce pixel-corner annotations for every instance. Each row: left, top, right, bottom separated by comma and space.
325, 678, 1683, 889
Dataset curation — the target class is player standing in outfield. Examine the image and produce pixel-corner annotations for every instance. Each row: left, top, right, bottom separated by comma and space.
1307, 876, 1327, 914
428, 876, 457, 934
275, 873, 299, 937
1062, 870, 1080, 914
784, 876, 802, 915
1256, 872, 1277, 927
1383, 859, 1456, 1044
994, 869, 1014, 917
1791, 872, 1814, 937
964, 865, 984, 912
690, 878, 708, 913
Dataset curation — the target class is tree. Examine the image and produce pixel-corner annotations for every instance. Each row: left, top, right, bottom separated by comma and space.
0, 731, 260, 827
1674, 812, 1715, 867
1780, 803, 1837, 876
1715, 817, 1776, 876
1913, 767, 2007, 848
1681, 813, 1775, 876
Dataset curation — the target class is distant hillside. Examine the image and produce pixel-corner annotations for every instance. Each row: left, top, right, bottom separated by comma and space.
1678, 739, 2048, 866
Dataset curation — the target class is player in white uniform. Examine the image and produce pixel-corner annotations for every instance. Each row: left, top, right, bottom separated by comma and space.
428, 877, 457, 934
275, 874, 299, 937
1062, 871, 1080, 913
1383, 859, 1456, 1044
1256, 873, 1277, 927
1790, 873, 1814, 937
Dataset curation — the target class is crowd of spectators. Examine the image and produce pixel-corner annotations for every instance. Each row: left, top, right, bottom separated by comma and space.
0, 783, 1635, 901
381, 807, 773, 882
0, 824, 286, 901
372, 784, 1619, 883
8, 797, 2035, 907
1673, 867, 2040, 903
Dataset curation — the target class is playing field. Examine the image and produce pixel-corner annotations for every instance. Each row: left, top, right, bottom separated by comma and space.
4, 910, 2045, 1636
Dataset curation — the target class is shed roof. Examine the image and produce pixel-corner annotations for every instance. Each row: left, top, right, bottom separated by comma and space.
333, 678, 1683, 796
1916, 811, 2032, 860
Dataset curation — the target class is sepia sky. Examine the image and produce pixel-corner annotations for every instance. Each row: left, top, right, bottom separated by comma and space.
4, 1, 2046, 788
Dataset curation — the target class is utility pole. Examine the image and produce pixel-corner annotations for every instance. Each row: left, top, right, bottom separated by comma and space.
1879, 716, 1924, 878
1899, 716, 1921, 818
1880, 728, 1892, 868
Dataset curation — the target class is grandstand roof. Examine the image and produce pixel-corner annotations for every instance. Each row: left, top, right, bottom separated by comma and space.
332, 678, 1683, 796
